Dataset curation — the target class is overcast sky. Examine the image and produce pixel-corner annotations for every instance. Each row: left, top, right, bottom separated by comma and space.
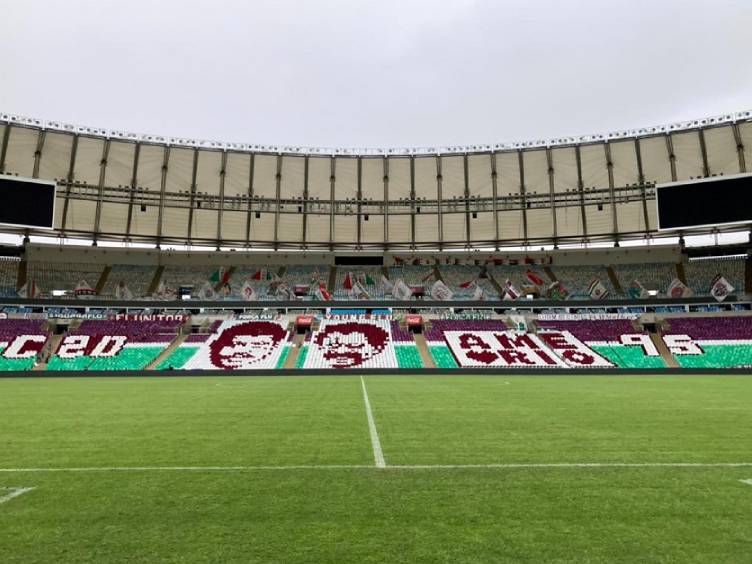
1, 0, 751, 149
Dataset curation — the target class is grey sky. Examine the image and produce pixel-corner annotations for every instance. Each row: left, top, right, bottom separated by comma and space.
1, 0, 751, 148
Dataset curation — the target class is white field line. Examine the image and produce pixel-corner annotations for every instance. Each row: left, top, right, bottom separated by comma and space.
0, 486, 35, 504
360, 376, 386, 468
740, 479, 752, 486
1, 463, 752, 473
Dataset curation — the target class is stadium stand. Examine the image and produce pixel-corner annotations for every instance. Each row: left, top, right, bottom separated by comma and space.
301, 318, 399, 369
612, 262, 678, 295
0, 257, 20, 297
99, 265, 156, 298
26, 262, 104, 296
47, 318, 184, 371
0, 319, 50, 371
438, 265, 499, 299
661, 315, 752, 368
535, 319, 666, 368
683, 258, 745, 295
550, 265, 618, 299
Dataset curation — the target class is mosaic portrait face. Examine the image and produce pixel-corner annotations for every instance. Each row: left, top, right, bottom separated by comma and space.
314, 322, 389, 368
209, 322, 287, 369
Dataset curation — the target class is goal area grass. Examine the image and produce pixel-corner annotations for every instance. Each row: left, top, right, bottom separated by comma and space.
1, 375, 751, 563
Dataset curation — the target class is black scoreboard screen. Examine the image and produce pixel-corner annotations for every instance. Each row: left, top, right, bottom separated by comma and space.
0, 176, 56, 229
656, 174, 752, 231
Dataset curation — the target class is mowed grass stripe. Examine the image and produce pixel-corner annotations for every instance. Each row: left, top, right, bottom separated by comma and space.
0, 376, 375, 468
365, 375, 752, 465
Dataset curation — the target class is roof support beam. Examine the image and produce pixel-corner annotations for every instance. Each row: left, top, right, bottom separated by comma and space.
124, 142, 141, 241
517, 150, 528, 246
697, 129, 710, 177
215, 151, 228, 249
273, 155, 282, 251
329, 157, 336, 251
574, 146, 588, 242
545, 148, 558, 248
732, 123, 747, 173
382, 157, 389, 251
185, 148, 200, 243
604, 142, 619, 242
302, 156, 309, 249
463, 154, 471, 248
31, 130, 46, 179
435, 156, 444, 250
0, 125, 11, 174
92, 139, 112, 245
59, 134, 79, 237
634, 139, 651, 236
409, 156, 416, 250
665, 134, 678, 182
244, 153, 255, 248
490, 152, 500, 250
356, 157, 363, 249
155, 146, 171, 248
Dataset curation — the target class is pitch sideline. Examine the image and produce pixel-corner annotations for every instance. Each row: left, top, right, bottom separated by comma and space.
360, 376, 386, 468
1, 463, 752, 473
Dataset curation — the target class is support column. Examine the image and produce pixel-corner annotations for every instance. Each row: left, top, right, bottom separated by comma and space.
463, 154, 472, 248
574, 145, 588, 242
732, 123, 747, 173
215, 150, 228, 249
124, 143, 141, 241
409, 156, 416, 250
273, 154, 282, 251
31, 130, 46, 179
435, 156, 444, 250
634, 139, 651, 237
60, 134, 80, 237
490, 152, 500, 250
545, 148, 558, 247
185, 148, 199, 243
698, 129, 710, 177
329, 156, 336, 251
383, 157, 389, 251
244, 153, 255, 248
0, 125, 11, 174
302, 156, 309, 249
356, 157, 363, 249
155, 146, 171, 248
604, 142, 619, 240
92, 139, 112, 244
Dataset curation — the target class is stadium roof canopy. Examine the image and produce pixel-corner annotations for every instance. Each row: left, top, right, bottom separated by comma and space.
1, 110, 751, 251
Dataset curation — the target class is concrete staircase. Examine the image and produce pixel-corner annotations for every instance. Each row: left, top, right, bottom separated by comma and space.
413, 332, 436, 368
284, 333, 306, 368
147, 334, 187, 370
650, 332, 679, 368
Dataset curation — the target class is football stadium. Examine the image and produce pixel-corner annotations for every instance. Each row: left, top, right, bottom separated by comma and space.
1, 2, 751, 562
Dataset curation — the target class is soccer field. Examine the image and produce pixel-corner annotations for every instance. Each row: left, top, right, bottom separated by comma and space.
1, 375, 751, 563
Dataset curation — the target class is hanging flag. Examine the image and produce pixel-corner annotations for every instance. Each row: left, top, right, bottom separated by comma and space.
342, 272, 353, 290
471, 284, 485, 301
251, 269, 264, 281
710, 275, 734, 302
381, 275, 394, 294
430, 280, 454, 301
421, 269, 435, 283
587, 278, 609, 300
198, 282, 216, 300
241, 281, 257, 301
628, 279, 648, 299
74, 280, 96, 296
315, 282, 332, 301
392, 278, 413, 300
525, 270, 545, 286
502, 279, 519, 300
352, 280, 371, 299
17, 280, 40, 298
547, 280, 568, 300
209, 267, 231, 287
365, 273, 375, 286
459, 279, 475, 289
667, 278, 693, 299
115, 281, 133, 300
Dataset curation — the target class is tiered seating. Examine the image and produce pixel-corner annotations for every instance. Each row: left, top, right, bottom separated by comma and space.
169, 319, 290, 370
550, 265, 617, 298
662, 316, 752, 368
683, 258, 745, 296
0, 319, 50, 371
302, 318, 397, 369
613, 262, 677, 294
438, 265, 499, 299
0, 257, 20, 297
47, 319, 183, 371
162, 265, 225, 296
535, 318, 665, 368
100, 265, 155, 298
26, 262, 104, 296
425, 320, 509, 369
487, 265, 548, 294
333, 268, 385, 299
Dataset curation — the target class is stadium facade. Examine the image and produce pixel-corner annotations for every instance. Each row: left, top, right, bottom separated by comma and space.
1, 110, 751, 250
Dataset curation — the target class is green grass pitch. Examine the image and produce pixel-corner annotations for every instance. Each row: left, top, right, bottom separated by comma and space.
1, 375, 751, 563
